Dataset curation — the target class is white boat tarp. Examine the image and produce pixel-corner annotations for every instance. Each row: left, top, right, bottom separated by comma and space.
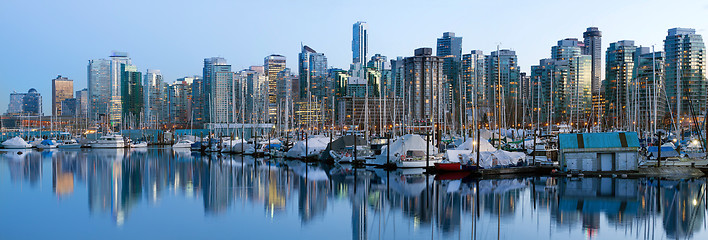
286, 135, 330, 158
453, 130, 525, 168
379, 134, 438, 159
2, 136, 31, 148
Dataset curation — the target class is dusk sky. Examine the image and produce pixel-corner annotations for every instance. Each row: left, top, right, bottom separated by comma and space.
1, 0, 707, 114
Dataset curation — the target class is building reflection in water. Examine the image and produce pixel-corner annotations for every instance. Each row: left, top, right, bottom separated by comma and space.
2, 148, 707, 239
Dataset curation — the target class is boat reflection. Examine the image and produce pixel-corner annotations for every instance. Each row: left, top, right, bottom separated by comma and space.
1, 148, 707, 239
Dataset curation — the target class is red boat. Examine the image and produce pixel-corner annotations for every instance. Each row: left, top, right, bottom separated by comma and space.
434, 162, 462, 171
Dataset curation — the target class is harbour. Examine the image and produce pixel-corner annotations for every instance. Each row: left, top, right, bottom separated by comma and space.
1, 148, 707, 239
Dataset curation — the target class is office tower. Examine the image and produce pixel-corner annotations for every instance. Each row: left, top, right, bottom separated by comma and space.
634, 49, 667, 129
485, 49, 521, 127
583, 27, 602, 94
87, 58, 111, 120
265, 54, 286, 122
75, 88, 88, 117
168, 76, 196, 128
298, 45, 328, 102
121, 63, 143, 125
389, 57, 405, 98
352, 21, 368, 66
604, 40, 638, 128
7, 91, 25, 115
52, 75, 73, 116
6, 89, 40, 116
367, 54, 388, 72
237, 69, 267, 124
144, 69, 164, 127
201, 57, 228, 124
23, 88, 42, 116
191, 77, 205, 126
530, 39, 592, 127
203, 58, 234, 123
437, 32, 463, 123
346, 67, 381, 98
403, 48, 444, 124
109, 51, 131, 126
461, 50, 486, 122
664, 28, 707, 125
60, 98, 77, 117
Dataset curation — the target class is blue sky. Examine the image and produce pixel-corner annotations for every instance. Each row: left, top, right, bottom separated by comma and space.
1, 0, 707, 114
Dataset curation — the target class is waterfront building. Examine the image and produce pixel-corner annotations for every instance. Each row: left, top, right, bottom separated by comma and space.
87, 58, 111, 120
352, 21, 368, 66
583, 27, 602, 95
633, 49, 667, 130
109, 51, 131, 126
168, 76, 196, 128
437, 32, 463, 122
120, 63, 143, 126
389, 57, 405, 98
664, 28, 707, 128
485, 49, 521, 127
52, 75, 73, 116
604, 40, 638, 128
461, 50, 486, 124
201, 57, 228, 124
367, 54, 388, 72
75, 88, 88, 117
206, 60, 235, 123
403, 48, 444, 125
144, 69, 165, 128
265, 54, 287, 122
60, 98, 77, 117
6, 91, 26, 115
298, 45, 328, 102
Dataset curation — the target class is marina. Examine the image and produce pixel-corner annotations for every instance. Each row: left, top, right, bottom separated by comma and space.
1, 148, 707, 239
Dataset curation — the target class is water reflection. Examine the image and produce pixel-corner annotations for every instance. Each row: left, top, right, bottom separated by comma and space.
1, 148, 707, 239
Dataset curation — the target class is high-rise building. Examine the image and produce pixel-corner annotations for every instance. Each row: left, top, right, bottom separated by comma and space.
204, 58, 235, 123
367, 54, 388, 72
664, 28, 707, 125
530, 38, 592, 127
604, 40, 638, 128
461, 50, 486, 121
75, 88, 88, 117
583, 27, 602, 95
52, 75, 73, 116
120, 63, 143, 124
403, 48, 444, 124
437, 32, 463, 122
109, 51, 131, 126
10, 88, 43, 116
168, 76, 196, 128
352, 21, 368, 66
144, 69, 164, 127
60, 98, 77, 117
201, 57, 228, 124
298, 45, 328, 102
265, 54, 286, 122
87, 58, 111, 120
389, 57, 405, 98
485, 49, 521, 127
633, 49, 667, 129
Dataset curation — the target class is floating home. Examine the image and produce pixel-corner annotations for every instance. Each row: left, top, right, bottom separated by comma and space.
559, 132, 639, 172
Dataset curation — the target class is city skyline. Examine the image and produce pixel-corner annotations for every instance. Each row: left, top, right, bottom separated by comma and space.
1, 0, 707, 114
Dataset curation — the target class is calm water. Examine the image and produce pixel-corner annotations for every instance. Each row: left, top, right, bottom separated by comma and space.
1, 148, 707, 240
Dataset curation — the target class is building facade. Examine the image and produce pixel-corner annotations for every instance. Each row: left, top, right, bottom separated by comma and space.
52, 75, 73, 116
664, 28, 707, 128
403, 48, 444, 125
352, 21, 368, 66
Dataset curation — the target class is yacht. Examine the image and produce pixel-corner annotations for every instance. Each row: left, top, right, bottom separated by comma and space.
173, 139, 194, 148
37, 139, 58, 149
1, 136, 32, 149
130, 141, 148, 148
57, 139, 82, 149
91, 134, 126, 148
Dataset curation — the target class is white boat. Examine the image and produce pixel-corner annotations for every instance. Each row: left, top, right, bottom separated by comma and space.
37, 139, 58, 149
57, 139, 82, 149
130, 141, 148, 148
285, 135, 329, 159
224, 141, 253, 154
330, 146, 373, 164
91, 134, 126, 148
371, 134, 442, 168
2, 136, 32, 149
172, 139, 194, 148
